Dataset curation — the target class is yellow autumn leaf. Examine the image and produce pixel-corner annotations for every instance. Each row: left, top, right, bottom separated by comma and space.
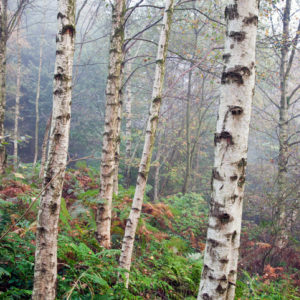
14, 173, 25, 179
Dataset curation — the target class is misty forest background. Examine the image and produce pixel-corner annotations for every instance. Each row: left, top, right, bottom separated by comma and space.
0, 0, 300, 299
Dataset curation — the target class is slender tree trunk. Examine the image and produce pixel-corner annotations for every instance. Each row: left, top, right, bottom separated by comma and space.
13, 20, 21, 170
32, 1, 76, 298
33, 22, 45, 167
113, 89, 123, 196
197, 1, 258, 299
96, 0, 125, 248
39, 115, 51, 179
124, 62, 132, 188
182, 65, 192, 194
119, 0, 174, 286
0, 0, 7, 174
153, 134, 162, 202
276, 0, 291, 249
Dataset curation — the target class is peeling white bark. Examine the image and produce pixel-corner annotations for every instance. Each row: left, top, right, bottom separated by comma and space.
96, 0, 125, 249
119, 0, 174, 286
198, 1, 258, 299
32, 1, 76, 299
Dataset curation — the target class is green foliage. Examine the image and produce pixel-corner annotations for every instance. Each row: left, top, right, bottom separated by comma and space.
235, 272, 300, 300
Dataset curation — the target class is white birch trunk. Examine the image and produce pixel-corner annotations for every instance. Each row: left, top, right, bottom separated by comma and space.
39, 115, 51, 179
32, 1, 76, 298
113, 88, 123, 196
119, 0, 174, 286
96, 0, 125, 248
13, 20, 21, 170
198, 1, 258, 299
33, 22, 45, 167
0, 0, 7, 173
124, 61, 132, 187
276, 0, 291, 249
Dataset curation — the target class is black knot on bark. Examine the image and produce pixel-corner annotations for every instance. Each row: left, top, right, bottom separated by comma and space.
62, 25, 75, 38
222, 53, 231, 63
229, 105, 243, 116
202, 293, 212, 300
229, 31, 246, 42
221, 66, 250, 85
219, 213, 231, 224
214, 131, 234, 145
216, 284, 227, 294
243, 14, 258, 26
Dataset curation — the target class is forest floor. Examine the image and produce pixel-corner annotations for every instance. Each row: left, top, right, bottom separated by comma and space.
0, 163, 300, 299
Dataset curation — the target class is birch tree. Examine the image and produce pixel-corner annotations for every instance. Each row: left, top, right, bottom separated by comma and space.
33, 21, 45, 167
275, 0, 300, 248
0, 0, 30, 173
32, 0, 76, 298
197, 0, 259, 299
13, 19, 22, 169
119, 0, 174, 285
95, 0, 125, 249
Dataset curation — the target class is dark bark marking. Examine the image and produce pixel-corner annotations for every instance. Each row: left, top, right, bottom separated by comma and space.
243, 15, 258, 26
229, 105, 243, 116
62, 25, 75, 38
237, 158, 247, 169
57, 12, 66, 20
56, 50, 63, 55
214, 131, 234, 145
212, 168, 224, 181
229, 31, 246, 42
220, 258, 229, 264
221, 66, 250, 85
216, 284, 227, 294
50, 202, 58, 214
208, 238, 221, 248
222, 53, 231, 63
230, 175, 238, 181
232, 230, 237, 242
225, 4, 238, 20
238, 175, 245, 187
202, 293, 212, 300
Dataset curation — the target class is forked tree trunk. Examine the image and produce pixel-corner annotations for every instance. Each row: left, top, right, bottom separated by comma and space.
13, 20, 21, 170
96, 0, 125, 248
32, 1, 76, 299
33, 22, 45, 167
198, 1, 258, 299
0, 0, 7, 173
39, 115, 51, 179
119, 0, 174, 286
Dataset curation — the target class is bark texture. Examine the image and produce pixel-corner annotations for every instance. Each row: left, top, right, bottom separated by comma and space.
96, 0, 125, 249
276, 0, 291, 248
124, 61, 132, 188
0, 0, 7, 173
119, 0, 174, 286
39, 115, 51, 179
32, 1, 76, 299
13, 21, 21, 169
198, 1, 258, 299
33, 24, 45, 167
